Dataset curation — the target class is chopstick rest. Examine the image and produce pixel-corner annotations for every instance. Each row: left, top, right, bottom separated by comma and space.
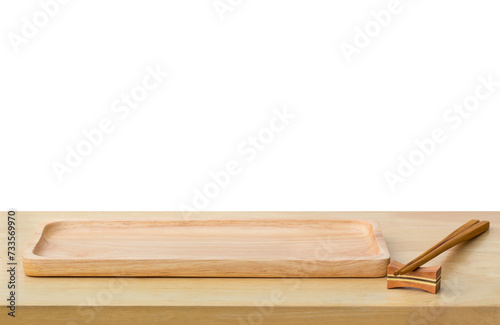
387, 261, 441, 294
387, 219, 490, 294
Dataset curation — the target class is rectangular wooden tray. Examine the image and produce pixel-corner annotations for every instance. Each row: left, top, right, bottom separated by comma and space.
23, 219, 390, 277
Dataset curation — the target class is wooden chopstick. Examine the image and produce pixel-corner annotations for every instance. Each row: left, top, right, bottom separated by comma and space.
394, 219, 479, 275
395, 220, 490, 275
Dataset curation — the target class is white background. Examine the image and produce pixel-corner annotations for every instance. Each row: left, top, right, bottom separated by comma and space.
1, 0, 499, 211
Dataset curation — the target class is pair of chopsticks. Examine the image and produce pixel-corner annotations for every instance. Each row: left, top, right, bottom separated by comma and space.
394, 219, 490, 275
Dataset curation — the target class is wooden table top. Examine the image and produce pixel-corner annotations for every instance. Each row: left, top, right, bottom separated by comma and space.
2, 211, 499, 325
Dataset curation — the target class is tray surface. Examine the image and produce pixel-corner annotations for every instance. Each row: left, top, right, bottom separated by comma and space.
24, 219, 390, 277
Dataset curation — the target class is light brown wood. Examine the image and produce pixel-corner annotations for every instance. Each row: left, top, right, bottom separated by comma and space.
395, 220, 490, 275
2, 211, 499, 325
387, 260, 441, 294
394, 219, 479, 275
23, 219, 390, 277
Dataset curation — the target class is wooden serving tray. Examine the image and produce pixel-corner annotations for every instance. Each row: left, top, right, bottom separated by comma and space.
23, 219, 390, 277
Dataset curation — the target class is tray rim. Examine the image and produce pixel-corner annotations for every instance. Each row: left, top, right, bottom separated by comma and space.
23, 218, 390, 262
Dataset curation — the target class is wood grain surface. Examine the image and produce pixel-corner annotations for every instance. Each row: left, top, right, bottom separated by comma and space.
23, 219, 389, 277
1, 211, 499, 325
